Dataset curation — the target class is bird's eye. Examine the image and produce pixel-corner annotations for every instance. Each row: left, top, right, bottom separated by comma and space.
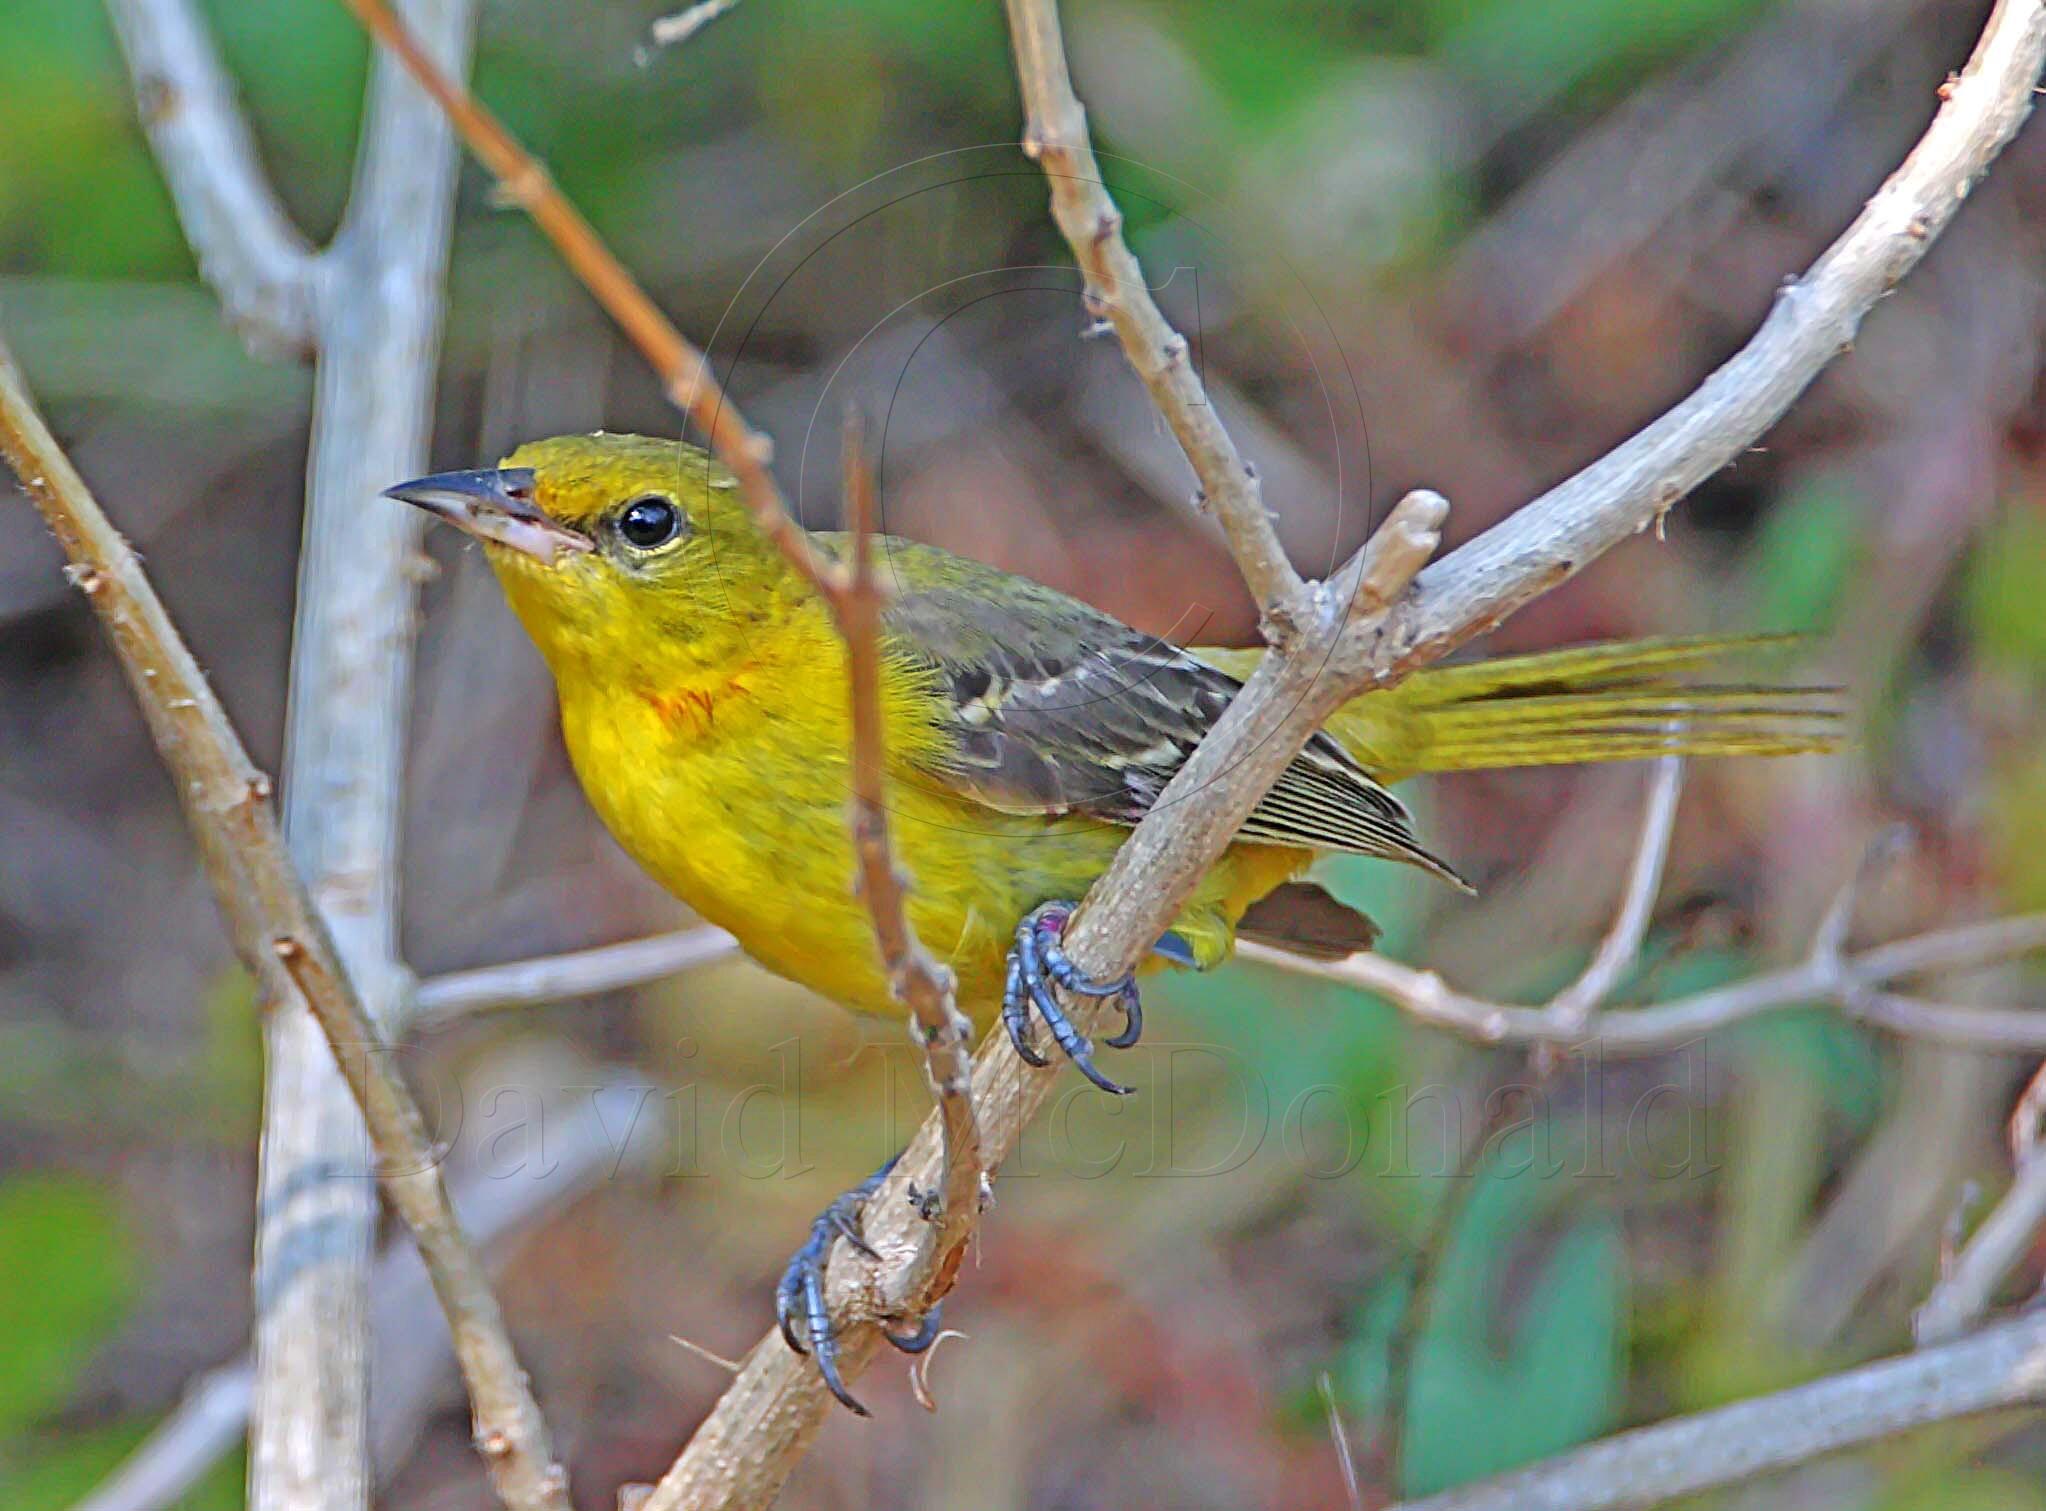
617, 495, 682, 550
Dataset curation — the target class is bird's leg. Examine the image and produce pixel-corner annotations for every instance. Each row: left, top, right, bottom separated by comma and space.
774, 1151, 945, 1415
1003, 901, 1144, 1094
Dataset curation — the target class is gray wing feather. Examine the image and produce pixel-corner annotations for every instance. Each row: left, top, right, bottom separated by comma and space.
871, 540, 1465, 885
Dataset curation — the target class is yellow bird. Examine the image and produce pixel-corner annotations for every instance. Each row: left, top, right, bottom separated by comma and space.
387, 431, 1837, 1407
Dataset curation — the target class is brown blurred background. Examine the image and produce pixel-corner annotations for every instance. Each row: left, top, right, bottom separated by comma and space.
3, 0, 2045, 1506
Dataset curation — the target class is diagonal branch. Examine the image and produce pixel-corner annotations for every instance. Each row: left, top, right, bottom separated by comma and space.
69, 1059, 653, 1511
1002, 0, 1306, 635
836, 417, 983, 1249
1383, 1305, 2046, 1511
0, 338, 571, 1511
1382, 0, 2046, 675
1915, 1143, 2046, 1346
104, 0, 318, 358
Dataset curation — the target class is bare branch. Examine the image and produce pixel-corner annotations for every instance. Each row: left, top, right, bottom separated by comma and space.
0, 338, 571, 1511
334, 0, 986, 1477
1238, 907, 2046, 1056
198, 2, 485, 1502
336, 0, 839, 600
68, 1059, 648, 1511
1384, 1308, 2046, 1511
1918, 1044, 2046, 1345
67, 1366, 249, 1511
647, 0, 743, 49
104, 0, 316, 357
1545, 756, 1684, 1035
1378, 0, 2046, 677
639, 469, 1452, 1511
1001, 0, 1307, 635
409, 926, 738, 1027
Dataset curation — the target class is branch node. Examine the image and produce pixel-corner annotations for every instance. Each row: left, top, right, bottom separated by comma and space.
1349, 488, 1449, 619
64, 562, 108, 596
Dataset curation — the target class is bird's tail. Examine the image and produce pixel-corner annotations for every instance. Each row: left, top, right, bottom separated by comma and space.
1313, 634, 1843, 783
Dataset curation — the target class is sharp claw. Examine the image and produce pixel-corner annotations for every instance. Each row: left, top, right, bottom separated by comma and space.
777, 1278, 807, 1356
798, 1254, 870, 1414
1104, 981, 1143, 1050
1067, 1044, 1134, 1095
1001, 899, 1142, 1089
827, 1204, 881, 1261
776, 1153, 943, 1414
886, 1303, 944, 1354
1023, 965, 1129, 1093
813, 1336, 869, 1416
1003, 953, 1052, 1066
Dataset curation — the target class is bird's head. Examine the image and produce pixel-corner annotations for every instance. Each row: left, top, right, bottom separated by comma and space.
384, 432, 796, 681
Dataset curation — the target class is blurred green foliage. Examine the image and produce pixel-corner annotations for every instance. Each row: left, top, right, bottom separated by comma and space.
1964, 503, 2046, 673
2, 1426, 240, 1511
1344, 1155, 1627, 1496
0, 1175, 168, 1511
1749, 473, 1866, 635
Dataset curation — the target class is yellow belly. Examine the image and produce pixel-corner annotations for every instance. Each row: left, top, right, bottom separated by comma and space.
559, 680, 1305, 1018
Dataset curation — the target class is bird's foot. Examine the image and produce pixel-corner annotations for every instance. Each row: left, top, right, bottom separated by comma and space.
775, 1153, 945, 1415
1002, 900, 1143, 1094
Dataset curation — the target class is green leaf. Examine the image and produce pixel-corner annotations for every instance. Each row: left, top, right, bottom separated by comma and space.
0, 1176, 134, 1434
1344, 1152, 1627, 1495
1748, 473, 1864, 634
0, 1422, 241, 1511
1963, 503, 2046, 674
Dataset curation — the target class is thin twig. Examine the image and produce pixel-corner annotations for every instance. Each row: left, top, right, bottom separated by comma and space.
1546, 757, 1684, 1034
109, 1, 486, 1501
670, 1337, 744, 1376
643, 493, 1451, 1511
410, 926, 738, 1027
1237, 910, 2046, 1056
410, 861, 2046, 1068
1916, 1109, 2046, 1345
337, 0, 836, 593
1001, 0, 1307, 637
836, 416, 983, 1249
0, 338, 571, 1511
67, 1366, 250, 1511
647, 0, 742, 49
1384, 1306, 2046, 1511
103, 0, 317, 358
1319, 1372, 1365, 1511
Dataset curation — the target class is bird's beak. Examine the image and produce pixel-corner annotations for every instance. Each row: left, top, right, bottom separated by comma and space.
381, 467, 593, 565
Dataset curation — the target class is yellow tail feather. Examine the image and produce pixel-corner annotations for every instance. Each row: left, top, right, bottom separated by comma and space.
1200, 635, 1842, 784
